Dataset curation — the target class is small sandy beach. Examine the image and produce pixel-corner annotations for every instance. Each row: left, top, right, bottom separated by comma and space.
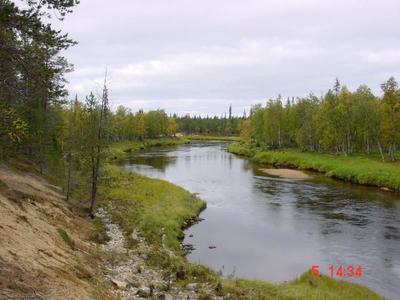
260, 168, 311, 180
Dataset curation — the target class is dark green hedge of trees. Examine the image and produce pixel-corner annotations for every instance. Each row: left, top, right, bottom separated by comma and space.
176, 105, 245, 136
242, 78, 400, 161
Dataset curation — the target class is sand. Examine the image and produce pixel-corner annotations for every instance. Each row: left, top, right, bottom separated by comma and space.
260, 168, 311, 180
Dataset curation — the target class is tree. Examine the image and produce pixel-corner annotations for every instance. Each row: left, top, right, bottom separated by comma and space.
0, 103, 28, 158
0, 0, 77, 166
167, 118, 178, 137
380, 77, 400, 161
82, 76, 110, 216
240, 119, 252, 140
250, 104, 264, 144
294, 94, 319, 151
263, 97, 284, 149
62, 95, 85, 201
135, 111, 147, 141
352, 85, 380, 155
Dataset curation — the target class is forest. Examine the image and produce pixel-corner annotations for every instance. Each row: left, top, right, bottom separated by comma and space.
176, 106, 244, 136
241, 78, 400, 161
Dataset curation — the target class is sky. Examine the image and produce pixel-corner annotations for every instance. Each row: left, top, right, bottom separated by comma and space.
53, 0, 400, 116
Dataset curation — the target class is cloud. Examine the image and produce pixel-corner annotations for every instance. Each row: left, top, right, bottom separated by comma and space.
53, 0, 400, 115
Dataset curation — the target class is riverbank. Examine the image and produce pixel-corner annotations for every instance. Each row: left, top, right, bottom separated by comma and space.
110, 137, 189, 158
228, 143, 400, 192
185, 135, 240, 142
99, 141, 384, 299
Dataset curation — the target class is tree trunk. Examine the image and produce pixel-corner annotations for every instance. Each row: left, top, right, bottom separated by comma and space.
278, 125, 281, 149
66, 156, 72, 202
366, 135, 371, 155
342, 142, 347, 156
377, 140, 385, 162
89, 145, 102, 216
39, 154, 45, 175
347, 129, 352, 154
389, 143, 396, 161
89, 164, 97, 216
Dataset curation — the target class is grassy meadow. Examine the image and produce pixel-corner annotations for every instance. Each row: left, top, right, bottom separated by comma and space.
102, 165, 206, 250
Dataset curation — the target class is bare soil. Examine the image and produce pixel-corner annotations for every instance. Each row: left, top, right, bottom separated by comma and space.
0, 164, 111, 300
260, 168, 311, 180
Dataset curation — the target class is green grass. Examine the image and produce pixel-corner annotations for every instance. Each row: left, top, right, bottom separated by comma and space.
228, 143, 400, 192
110, 137, 189, 158
57, 227, 75, 249
222, 272, 383, 299
101, 165, 206, 250
185, 135, 241, 142
89, 217, 110, 244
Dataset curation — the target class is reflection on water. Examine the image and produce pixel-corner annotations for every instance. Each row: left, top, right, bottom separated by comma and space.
120, 142, 400, 299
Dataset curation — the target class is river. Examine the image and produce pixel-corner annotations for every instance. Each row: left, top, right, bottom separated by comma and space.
120, 142, 400, 299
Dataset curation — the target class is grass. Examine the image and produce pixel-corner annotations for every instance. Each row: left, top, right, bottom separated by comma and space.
222, 272, 383, 299
57, 227, 75, 250
89, 218, 110, 244
110, 137, 189, 159
185, 135, 241, 142
101, 165, 206, 250
228, 142, 400, 192
90, 141, 384, 299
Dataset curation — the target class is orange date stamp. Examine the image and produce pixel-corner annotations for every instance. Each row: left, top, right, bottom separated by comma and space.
311, 265, 363, 278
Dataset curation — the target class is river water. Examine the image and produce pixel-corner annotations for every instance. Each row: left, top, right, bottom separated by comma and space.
120, 142, 400, 299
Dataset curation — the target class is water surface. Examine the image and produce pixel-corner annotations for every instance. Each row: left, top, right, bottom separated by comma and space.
121, 142, 400, 299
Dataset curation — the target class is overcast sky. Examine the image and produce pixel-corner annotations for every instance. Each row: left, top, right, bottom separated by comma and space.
55, 0, 400, 116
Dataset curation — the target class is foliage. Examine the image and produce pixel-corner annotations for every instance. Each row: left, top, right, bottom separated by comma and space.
0, 103, 28, 157
242, 78, 400, 161
109, 107, 178, 141
57, 227, 75, 249
176, 107, 246, 136
0, 0, 77, 165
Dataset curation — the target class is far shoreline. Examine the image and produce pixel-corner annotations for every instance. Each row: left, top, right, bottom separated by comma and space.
228, 143, 400, 193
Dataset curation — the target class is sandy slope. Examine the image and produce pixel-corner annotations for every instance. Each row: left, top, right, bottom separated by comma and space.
0, 164, 101, 300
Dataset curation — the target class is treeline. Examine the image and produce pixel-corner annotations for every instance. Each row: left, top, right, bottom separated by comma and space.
242, 78, 400, 161
176, 106, 245, 136
110, 106, 178, 141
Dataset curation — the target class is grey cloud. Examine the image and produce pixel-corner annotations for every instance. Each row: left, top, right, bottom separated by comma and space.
53, 0, 400, 115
